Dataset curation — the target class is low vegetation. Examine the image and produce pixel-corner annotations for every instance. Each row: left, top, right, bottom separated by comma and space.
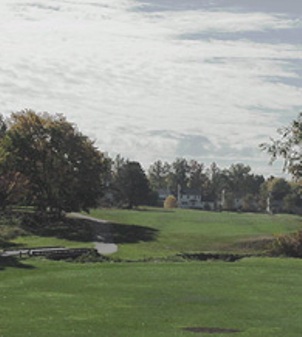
270, 230, 302, 258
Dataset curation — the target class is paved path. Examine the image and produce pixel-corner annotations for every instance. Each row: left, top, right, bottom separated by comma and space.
67, 213, 118, 255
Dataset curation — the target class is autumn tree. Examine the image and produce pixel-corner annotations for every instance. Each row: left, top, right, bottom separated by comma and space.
164, 195, 177, 209
0, 110, 108, 214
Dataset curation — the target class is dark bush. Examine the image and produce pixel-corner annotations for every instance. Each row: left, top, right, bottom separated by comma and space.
270, 231, 302, 258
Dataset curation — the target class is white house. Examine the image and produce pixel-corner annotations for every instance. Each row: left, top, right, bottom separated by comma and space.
177, 187, 204, 209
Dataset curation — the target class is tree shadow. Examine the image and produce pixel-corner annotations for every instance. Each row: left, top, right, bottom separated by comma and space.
110, 222, 158, 243
0, 256, 35, 271
20, 214, 158, 244
0, 239, 23, 250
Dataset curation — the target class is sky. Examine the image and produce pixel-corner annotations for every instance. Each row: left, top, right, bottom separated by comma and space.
0, 0, 301, 176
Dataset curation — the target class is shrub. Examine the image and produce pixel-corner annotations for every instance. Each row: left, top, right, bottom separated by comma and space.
270, 231, 302, 257
164, 195, 177, 209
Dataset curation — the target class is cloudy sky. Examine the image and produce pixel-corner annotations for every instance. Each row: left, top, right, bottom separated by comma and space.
0, 0, 301, 175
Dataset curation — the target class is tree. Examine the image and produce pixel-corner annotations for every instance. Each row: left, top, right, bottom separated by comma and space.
205, 162, 229, 202
261, 112, 302, 180
0, 110, 108, 214
222, 191, 235, 211
167, 158, 190, 193
282, 181, 302, 213
260, 177, 292, 213
115, 161, 150, 209
226, 163, 264, 198
242, 193, 258, 212
188, 160, 207, 189
0, 172, 30, 210
264, 177, 291, 201
148, 160, 170, 190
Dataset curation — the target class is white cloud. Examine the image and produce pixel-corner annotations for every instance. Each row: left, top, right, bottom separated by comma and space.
0, 0, 301, 175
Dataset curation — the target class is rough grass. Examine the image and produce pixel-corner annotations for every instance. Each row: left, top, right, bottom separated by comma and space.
1, 258, 302, 337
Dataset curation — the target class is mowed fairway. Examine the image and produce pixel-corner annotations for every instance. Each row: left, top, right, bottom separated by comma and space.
1, 258, 302, 337
89, 208, 302, 259
1, 208, 302, 337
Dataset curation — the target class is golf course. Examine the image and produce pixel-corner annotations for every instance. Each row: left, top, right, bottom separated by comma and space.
1, 208, 302, 337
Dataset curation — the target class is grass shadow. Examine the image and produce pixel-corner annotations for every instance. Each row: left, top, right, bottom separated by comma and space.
20, 214, 158, 244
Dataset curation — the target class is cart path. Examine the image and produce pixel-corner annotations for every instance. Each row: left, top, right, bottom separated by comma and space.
67, 212, 118, 255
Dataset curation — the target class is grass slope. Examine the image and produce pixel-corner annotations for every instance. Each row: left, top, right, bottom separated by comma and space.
1, 208, 301, 260
89, 208, 302, 259
1, 258, 302, 337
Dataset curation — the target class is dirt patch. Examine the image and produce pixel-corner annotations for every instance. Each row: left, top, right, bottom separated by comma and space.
182, 327, 241, 334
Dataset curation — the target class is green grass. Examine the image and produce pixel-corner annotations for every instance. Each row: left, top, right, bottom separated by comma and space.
89, 208, 302, 259
0, 214, 97, 250
1, 208, 302, 336
1, 258, 302, 337
1, 208, 301, 260
11, 235, 94, 249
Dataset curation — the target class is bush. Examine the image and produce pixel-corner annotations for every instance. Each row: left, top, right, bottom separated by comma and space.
270, 231, 302, 257
164, 195, 177, 209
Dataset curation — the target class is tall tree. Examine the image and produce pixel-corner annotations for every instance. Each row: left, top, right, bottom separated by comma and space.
0, 110, 108, 214
148, 160, 170, 190
168, 158, 190, 192
206, 162, 229, 202
115, 161, 150, 209
188, 160, 205, 189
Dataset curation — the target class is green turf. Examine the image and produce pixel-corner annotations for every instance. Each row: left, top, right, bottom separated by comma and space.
1, 209, 302, 336
89, 208, 302, 259
1, 208, 301, 260
11, 235, 95, 249
1, 258, 302, 337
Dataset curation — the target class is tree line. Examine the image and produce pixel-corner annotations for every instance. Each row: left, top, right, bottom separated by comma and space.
0, 109, 300, 215
112, 157, 300, 213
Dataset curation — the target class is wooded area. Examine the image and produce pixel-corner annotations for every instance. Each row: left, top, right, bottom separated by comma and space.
0, 110, 301, 214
